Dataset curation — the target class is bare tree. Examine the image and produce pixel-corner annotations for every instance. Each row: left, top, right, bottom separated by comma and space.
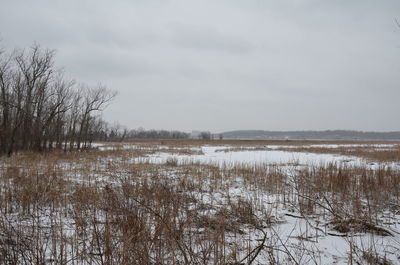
200, 131, 212, 140
0, 48, 12, 154
0, 44, 116, 155
76, 84, 117, 149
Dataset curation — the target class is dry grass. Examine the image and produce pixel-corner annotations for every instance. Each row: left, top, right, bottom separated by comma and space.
124, 138, 400, 162
0, 140, 399, 264
124, 139, 400, 147
276, 145, 400, 162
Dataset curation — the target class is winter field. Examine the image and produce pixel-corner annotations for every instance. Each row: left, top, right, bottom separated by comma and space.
1, 140, 400, 264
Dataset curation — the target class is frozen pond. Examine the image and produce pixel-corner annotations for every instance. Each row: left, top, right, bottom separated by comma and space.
135, 145, 399, 169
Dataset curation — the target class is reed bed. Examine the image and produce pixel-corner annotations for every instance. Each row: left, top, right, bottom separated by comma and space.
0, 141, 399, 264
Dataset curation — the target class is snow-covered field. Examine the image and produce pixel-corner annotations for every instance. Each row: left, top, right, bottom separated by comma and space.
1, 141, 399, 264
135, 144, 400, 264
143, 145, 358, 165
139, 144, 400, 170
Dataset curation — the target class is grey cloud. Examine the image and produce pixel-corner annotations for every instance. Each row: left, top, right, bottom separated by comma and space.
171, 26, 255, 54
61, 50, 157, 81
1, 0, 400, 132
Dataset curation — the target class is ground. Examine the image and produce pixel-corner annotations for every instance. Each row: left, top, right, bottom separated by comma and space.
1, 140, 399, 264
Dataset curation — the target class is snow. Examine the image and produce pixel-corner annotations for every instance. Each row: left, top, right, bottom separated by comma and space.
4, 142, 398, 264
126, 143, 400, 264
128, 144, 400, 173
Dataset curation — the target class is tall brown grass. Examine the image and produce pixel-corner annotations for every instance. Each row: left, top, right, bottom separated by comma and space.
0, 140, 399, 264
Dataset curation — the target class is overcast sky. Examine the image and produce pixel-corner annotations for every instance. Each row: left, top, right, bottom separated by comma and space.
1, 0, 400, 132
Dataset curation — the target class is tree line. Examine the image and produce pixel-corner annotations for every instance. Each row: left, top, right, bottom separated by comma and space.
126, 129, 190, 139
102, 128, 221, 141
0, 44, 116, 155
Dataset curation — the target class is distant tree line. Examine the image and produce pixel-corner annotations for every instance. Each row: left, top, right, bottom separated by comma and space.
99, 129, 225, 141
95, 127, 225, 141
197, 131, 223, 140
0, 44, 116, 155
126, 129, 190, 140
222, 130, 400, 140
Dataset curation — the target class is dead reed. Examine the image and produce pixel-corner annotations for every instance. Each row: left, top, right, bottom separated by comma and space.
0, 140, 399, 264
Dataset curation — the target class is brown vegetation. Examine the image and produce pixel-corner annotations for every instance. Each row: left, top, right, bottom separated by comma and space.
0, 140, 399, 264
